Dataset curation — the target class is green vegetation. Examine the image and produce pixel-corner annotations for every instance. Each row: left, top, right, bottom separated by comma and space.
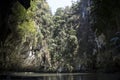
0, 0, 120, 72
91, 0, 120, 72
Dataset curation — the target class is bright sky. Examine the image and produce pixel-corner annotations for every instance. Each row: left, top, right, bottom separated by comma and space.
46, 0, 77, 14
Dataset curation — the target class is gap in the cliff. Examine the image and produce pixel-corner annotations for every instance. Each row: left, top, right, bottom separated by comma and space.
46, 0, 78, 15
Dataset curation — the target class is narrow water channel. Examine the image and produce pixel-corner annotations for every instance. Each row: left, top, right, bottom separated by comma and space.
0, 72, 120, 80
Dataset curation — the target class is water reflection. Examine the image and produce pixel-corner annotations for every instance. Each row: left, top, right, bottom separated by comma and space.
0, 73, 120, 80
44, 75, 74, 80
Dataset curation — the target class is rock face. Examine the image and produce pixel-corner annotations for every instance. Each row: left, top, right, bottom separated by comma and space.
0, 0, 34, 71
0, 0, 52, 71
76, 0, 98, 71
91, 0, 120, 72
18, 0, 31, 9
0, 0, 30, 43
0, 0, 96, 72
78, 0, 94, 54
1, 0, 119, 72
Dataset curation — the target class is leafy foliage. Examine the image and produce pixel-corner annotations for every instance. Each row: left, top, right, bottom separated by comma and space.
91, 0, 120, 72
0, 0, 120, 72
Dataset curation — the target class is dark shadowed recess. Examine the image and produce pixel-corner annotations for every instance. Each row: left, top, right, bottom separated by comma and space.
0, 0, 30, 44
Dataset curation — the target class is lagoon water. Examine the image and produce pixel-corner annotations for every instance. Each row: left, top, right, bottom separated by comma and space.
0, 72, 120, 80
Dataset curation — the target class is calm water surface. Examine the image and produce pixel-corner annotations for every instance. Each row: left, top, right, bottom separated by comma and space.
0, 72, 120, 80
